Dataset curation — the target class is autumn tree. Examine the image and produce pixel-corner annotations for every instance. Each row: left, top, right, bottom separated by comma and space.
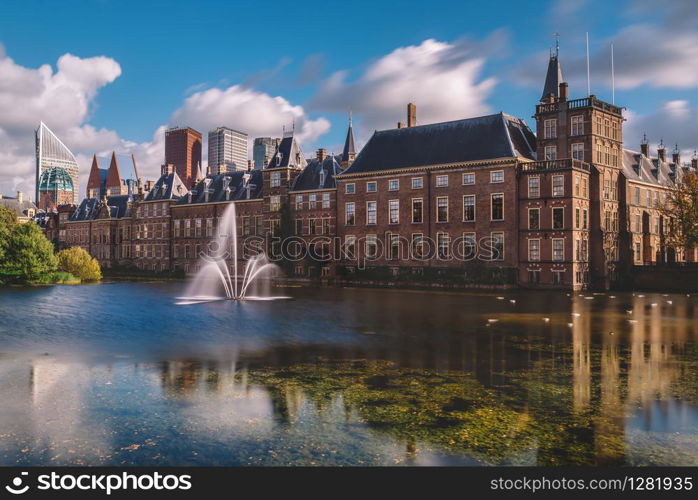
57, 246, 102, 281
661, 171, 698, 250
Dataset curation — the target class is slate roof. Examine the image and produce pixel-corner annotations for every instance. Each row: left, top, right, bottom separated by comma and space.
291, 155, 340, 191
265, 135, 306, 169
622, 149, 695, 188
70, 195, 132, 221
176, 170, 264, 205
0, 196, 38, 219
342, 113, 537, 175
342, 120, 356, 160
541, 54, 563, 102
143, 171, 188, 202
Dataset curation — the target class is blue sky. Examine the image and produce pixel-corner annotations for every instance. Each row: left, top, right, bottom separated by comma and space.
1, 0, 697, 196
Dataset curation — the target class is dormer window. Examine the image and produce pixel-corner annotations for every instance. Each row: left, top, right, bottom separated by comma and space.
276, 154, 282, 166
319, 170, 325, 188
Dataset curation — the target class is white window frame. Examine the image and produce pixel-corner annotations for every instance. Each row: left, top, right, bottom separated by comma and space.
552, 238, 564, 262
366, 201, 377, 225
490, 193, 504, 221
490, 170, 504, 183
462, 194, 476, 222
388, 199, 399, 224
528, 239, 540, 261
436, 175, 448, 187
552, 175, 564, 197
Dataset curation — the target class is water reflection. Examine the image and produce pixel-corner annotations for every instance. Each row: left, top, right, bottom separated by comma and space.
0, 287, 697, 465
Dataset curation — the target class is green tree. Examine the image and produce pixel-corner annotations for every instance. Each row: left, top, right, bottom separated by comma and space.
0, 221, 58, 283
57, 246, 102, 281
0, 205, 18, 264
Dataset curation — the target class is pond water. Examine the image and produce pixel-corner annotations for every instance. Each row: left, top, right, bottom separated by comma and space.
0, 282, 696, 466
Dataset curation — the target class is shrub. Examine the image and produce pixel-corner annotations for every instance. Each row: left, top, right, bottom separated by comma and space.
57, 247, 102, 281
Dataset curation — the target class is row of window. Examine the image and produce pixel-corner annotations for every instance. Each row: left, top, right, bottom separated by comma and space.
632, 186, 664, 208
293, 192, 332, 210
136, 202, 169, 218
344, 232, 505, 261
527, 238, 588, 262
344, 194, 505, 225
542, 116, 619, 141
344, 171, 504, 194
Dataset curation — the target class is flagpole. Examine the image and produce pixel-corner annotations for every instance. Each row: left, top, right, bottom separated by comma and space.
610, 42, 615, 105
586, 32, 591, 96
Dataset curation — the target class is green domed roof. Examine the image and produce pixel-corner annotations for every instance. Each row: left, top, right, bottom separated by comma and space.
38, 167, 74, 192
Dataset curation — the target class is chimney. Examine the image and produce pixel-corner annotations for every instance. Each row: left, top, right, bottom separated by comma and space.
16, 191, 23, 203
407, 103, 416, 127
397, 122, 406, 129
658, 142, 666, 162
641, 142, 649, 157
559, 82, 568, 101
248, 160, 254, 171
673, 145, 680, 165
692, 152, 698, 170
316, 148, 327, 162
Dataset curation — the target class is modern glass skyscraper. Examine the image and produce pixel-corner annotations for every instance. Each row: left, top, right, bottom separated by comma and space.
253, 137, 281, 170
35, 122, 79, 209
208, 126, 248, 173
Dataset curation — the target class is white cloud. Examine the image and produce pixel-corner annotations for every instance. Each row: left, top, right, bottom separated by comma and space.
0, 50, 124, 198
515, 2, 698, 91
309, 34, 503, 135
625, 100, 698, 156
168, 84, 331, 157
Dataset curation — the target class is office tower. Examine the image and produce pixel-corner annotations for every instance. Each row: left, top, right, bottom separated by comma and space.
165, 127, 202, 189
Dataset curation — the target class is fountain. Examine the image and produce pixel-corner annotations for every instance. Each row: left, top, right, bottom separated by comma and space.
176, 202, 287, 304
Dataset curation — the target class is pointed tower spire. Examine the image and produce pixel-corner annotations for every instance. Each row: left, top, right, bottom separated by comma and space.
540, 36, 563, 102
341, 109, 356, 170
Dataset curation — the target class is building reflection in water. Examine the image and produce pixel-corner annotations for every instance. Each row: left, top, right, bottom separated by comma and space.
1, 291, 696, 465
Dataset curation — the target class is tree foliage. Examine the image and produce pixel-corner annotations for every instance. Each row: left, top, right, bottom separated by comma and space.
0, 205, 19, 263
661, 171, 698, 249
0, 221, 58, 283
57, 246, 102, 281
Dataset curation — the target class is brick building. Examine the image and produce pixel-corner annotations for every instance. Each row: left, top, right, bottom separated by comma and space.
165, 127, 203, 189
335, 110, 535, 280
51, 46, 698, 290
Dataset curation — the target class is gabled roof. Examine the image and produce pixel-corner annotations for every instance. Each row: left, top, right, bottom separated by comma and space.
342, 113, 536, 175
291, 156, 340, 191
541, 54, 563, 102
176, 170, 264, 205
69, 195, 132, 221
144, 171, 188, 201
265, 134, 306, 169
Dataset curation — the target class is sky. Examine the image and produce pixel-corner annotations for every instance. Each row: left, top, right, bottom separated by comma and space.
1, 0, 698, 199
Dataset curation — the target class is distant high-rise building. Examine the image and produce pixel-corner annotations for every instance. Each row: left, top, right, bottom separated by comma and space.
35, 122, 79, 208
253, 137, 281, 170
165, 127, 202, 189
208, 127, 248, 174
